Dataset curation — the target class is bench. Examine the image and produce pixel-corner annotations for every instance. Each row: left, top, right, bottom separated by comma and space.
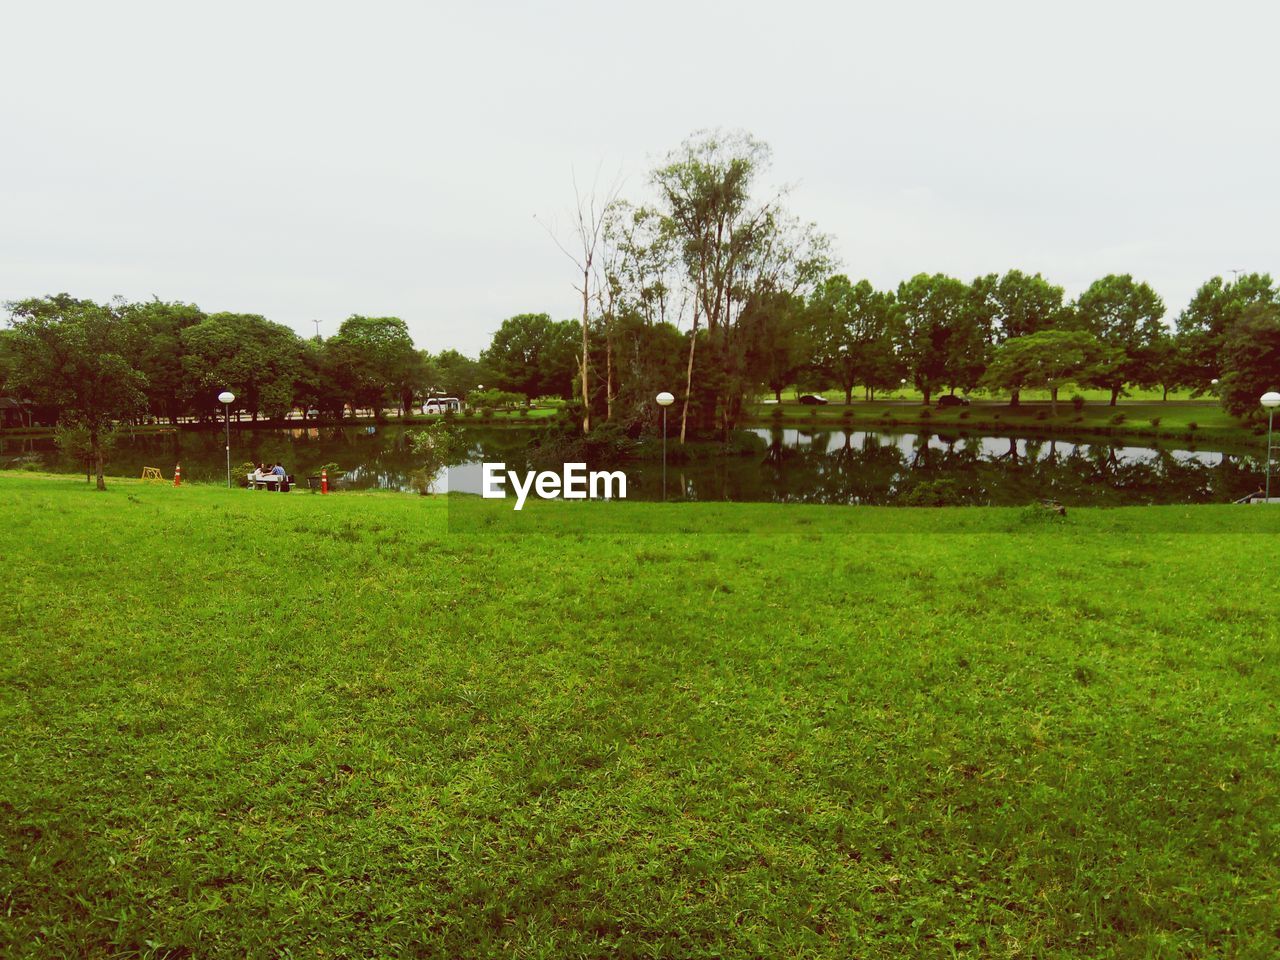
247, 474, 295, 491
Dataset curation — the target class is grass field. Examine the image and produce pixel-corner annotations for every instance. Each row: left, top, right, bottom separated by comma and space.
1, 476, 1277, 957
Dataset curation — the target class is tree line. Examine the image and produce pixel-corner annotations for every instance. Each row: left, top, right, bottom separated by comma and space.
4, 131, 1279, 488
541, 130, 1280, 441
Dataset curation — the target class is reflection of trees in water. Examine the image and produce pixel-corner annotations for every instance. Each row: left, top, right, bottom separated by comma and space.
709, 429, 1258, 506
57, 425, 1266, 505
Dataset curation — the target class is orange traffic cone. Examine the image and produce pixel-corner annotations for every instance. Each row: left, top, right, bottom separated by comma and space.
173, 463, 182, 487
321, 468, 328, 495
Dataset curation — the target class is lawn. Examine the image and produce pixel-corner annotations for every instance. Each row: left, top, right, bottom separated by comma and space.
1, 476, 1277, 958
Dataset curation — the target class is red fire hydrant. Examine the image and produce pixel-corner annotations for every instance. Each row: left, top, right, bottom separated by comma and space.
321, 468, 328, 495
173, 463, 182, 487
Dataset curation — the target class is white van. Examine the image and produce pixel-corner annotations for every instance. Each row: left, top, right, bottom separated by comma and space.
422, 397, 461, 415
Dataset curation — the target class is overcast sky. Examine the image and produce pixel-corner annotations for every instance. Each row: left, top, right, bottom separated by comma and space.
3, 1, 1278, 354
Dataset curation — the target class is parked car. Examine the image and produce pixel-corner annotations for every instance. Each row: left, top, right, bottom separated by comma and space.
937, 394, 970, 408
797, 394, 829, 405
422, 397, 462, 415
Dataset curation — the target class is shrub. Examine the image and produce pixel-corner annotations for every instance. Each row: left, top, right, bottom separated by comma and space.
1188, 421, 1199, 431
1110, 413, 1127, 425
1020, 502, 1069, 525
519, 407, 530, 417
1071, 394, 1086, 411
408, 422, 464, 495
919, 409, 931, 419
1149, 417, 1161, 428
901, 478, 970, 506
463, 408, 476, 418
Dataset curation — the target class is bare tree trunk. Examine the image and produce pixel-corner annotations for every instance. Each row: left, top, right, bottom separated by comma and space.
581, 264, 590, 433
605, 321, 614, 422
680, 310, 698, 445
1110, 387, 1120, 406
92, 427, 105, 491
1050, 386, 1059, 417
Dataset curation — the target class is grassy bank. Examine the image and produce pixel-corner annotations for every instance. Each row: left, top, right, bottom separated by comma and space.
1, 476, 1277, 957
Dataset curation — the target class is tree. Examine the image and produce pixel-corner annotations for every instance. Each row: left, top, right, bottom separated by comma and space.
739, 291, 812, 403
293, 337, 347, 421
1072, 274, 1166, 405
5, 295, 147, 489
982, 330, 1106, 415
481, 313, 579, 400
0, 328, 17, 398
810, 276, 902, 403
540, 176, 621, 433
1218, 303, 1280, 420
181, 313, 302, 421
651, 130, 831, 440
326, 315, 420, 419
1133, 331, 1185, 401
896, 273, 971, 405
1176, 273, 1278, 394
118, 299, 205, 423
430, 349, 483, 400
973, 270, 1066, 404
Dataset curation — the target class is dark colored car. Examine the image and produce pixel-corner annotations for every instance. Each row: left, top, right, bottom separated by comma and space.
797, 394, 829, 405
937, 394, 971, 408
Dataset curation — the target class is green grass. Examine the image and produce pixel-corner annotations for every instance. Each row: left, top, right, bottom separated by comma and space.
1, 476, 1277, 958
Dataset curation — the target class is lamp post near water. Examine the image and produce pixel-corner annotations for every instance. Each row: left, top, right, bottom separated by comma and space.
656, 392, 675, 500
1262, 392, 1280, 501
218, 391, 235, 488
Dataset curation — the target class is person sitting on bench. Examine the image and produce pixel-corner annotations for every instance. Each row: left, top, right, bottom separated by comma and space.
271, 462, 289, 492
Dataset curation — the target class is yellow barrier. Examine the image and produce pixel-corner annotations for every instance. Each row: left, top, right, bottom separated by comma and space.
140, 467, 165, 483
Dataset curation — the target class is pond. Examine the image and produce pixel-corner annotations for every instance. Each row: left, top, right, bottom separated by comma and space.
3, 424, 1267, 506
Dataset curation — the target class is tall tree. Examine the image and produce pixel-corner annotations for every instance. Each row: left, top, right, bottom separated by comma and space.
973, 270, 1066, 404
1072, 274, 1167, 405
810, 276, 902, 403
480, 313, 579, 401
325, 315, 419, 419
541, 175, 621, 433
982, 330, 1106, 415
5, 295, 147, 489
1176, 273, 1278, 394
430, 349, 483, 400
181, 313, 302, 421
118, 298, 205, 423
740, 291, 812, 403
1218, 303, 1280, 419
651, 130, 830, 440
896, 273, 971, 405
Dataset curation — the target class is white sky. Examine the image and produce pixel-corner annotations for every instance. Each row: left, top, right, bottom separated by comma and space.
3, 1, 1277, 355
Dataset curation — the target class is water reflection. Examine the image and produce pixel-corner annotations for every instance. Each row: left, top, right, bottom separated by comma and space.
0, 425, 1263, 506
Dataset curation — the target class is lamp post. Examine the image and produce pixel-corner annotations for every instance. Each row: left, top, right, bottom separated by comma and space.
656, 392, 675, 500
1262, 392, 1280, 501
218, 391, 235, 488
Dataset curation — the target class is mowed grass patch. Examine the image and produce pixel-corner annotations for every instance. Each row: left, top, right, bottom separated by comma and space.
0, 475, 1277, 958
